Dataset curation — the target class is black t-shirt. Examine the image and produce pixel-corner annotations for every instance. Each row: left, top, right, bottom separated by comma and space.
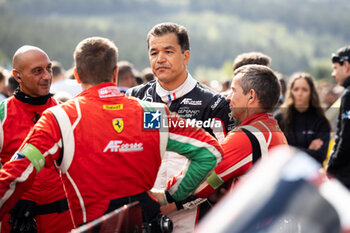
275, 107, 330, 164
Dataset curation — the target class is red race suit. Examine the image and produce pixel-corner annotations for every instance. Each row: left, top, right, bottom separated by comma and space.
0, 95, 73, 233
194, 112, 288, 198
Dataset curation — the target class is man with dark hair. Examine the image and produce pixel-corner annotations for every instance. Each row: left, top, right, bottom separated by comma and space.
116, 60, 136, 93
232, 51, 271, 71
142, 67, 154, 82
221, 51, 272, 98
51, 61, 65, 83
0, 37, 223, 232
50, 61, 82, 98
6, 75, 19, 96
0, 45, 73, 233
327, 45, 350, 188
127, 22, 235, 233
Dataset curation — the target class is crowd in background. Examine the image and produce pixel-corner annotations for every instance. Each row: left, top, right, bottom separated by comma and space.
0, 57, 341, 110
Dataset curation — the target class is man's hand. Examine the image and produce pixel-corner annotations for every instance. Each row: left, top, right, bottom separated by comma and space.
9, 199, 37, 233
308, 138, 323, 150
160, 203, 177, 215
149, 190, 168, 206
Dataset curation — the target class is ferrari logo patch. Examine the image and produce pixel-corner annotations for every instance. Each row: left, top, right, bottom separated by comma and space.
113, 118, 124, 133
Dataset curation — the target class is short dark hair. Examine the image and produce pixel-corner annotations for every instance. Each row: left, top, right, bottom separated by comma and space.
234, 64, 280, 112
147, 22, 190, 53
74, 37, 118, 85
8, 75, 19, 94
117, 61, 134, 77
142, 67, 154, 82
233, 52, 271, 71
52, 61, 64, 78
117, 60, 135, 85
332, 45, 350, 65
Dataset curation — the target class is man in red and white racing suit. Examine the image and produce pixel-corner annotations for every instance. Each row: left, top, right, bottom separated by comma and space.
194, 112, 287, 198
168, 65, 288, 220
0, 37, 223, 231
0, 46, 73, 233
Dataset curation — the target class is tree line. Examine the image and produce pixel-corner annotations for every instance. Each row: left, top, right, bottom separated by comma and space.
0, 0, 347, 81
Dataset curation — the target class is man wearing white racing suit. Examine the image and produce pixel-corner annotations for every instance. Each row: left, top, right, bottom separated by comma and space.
127, 22, 235, 233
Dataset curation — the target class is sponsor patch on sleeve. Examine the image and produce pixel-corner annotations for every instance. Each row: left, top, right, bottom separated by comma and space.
103, 104, 123, 110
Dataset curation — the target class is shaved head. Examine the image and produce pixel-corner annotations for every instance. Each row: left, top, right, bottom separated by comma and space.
13, 45, 47, 71
11, 45, 52, 97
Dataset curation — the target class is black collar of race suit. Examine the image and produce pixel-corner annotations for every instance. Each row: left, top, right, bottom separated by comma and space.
14, 87, 53, 105
343, 76, 350, 89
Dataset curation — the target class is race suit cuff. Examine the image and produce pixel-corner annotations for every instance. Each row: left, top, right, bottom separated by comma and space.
175, 201, 183, 210
165, 190, 176, 203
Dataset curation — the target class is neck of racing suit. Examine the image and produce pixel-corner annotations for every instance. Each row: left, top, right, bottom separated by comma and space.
14, 87, 53, 105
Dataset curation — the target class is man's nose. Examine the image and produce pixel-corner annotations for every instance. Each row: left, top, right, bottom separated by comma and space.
331, 71, 336, 78
43, 70, 52, 80
156, 52, 166, 63
226, 93, 232, 102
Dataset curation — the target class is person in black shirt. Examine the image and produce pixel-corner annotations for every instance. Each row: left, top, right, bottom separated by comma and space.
275, 72, 330, 164
327, 45, 350, 188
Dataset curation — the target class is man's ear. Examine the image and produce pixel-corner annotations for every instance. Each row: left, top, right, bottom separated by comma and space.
12, 70, 22, 83
183, 50, 190, 66
248, 89, 256, 102
74, 68, 81, 84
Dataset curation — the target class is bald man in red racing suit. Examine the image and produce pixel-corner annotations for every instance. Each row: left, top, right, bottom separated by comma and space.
0, 46, 73, 233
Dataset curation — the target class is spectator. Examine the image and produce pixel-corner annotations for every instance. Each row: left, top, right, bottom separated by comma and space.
273, 72, 288, 112
221, 80, 231, 92
0, 67, 7, 101
51, 61, 66, 83
135, 71, 144, 85
275, 72, 330, 165
142, 67, 154, 82
127, 22, 235, 233
0, 37, 223, 232
0, 45, 73, 233
222, 51, 272, 97
117, 60, 136, 93
65, 67, 75, 80
327, 45, 350, 188
232, 51, 271, 71
50, 64, 82, 98
6, 75, 19, 97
